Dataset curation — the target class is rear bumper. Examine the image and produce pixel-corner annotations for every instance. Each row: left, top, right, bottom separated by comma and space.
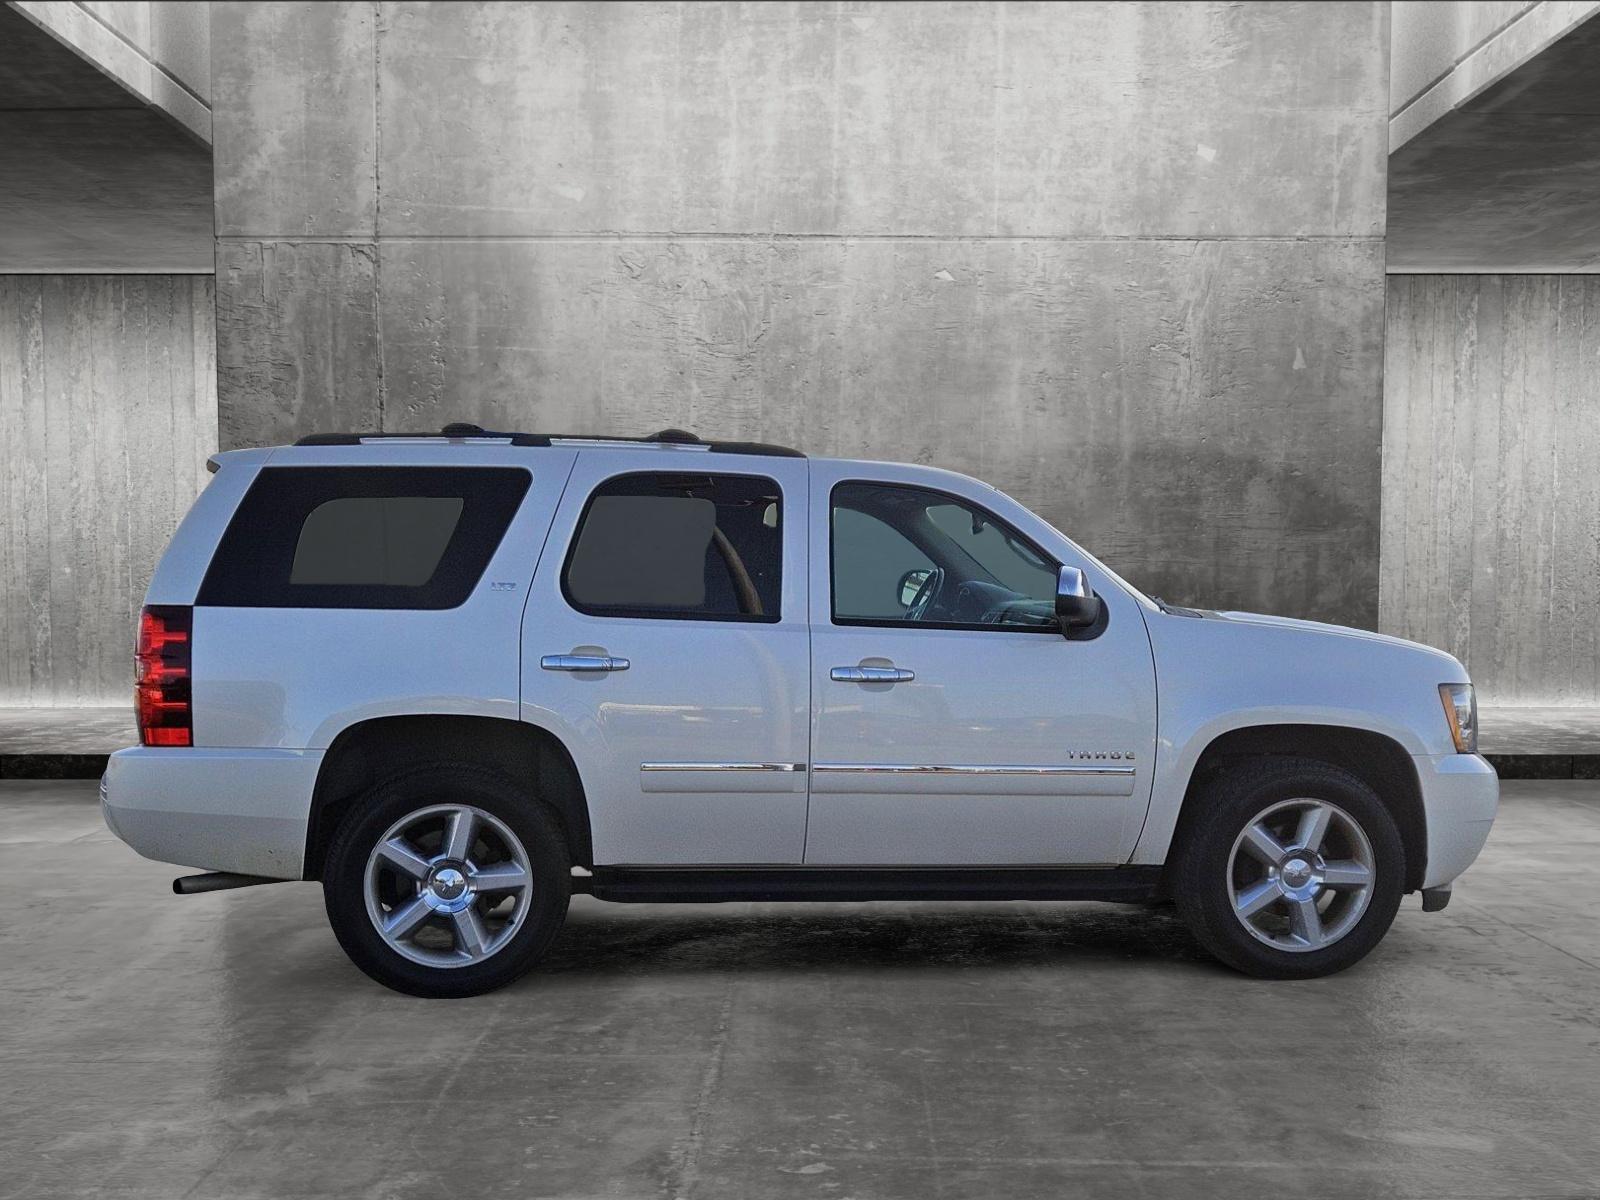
101, 746, 323, 878
1414, 752, 1498, 890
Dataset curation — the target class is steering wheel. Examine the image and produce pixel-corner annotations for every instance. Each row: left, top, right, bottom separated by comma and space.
906, 566, 945, 622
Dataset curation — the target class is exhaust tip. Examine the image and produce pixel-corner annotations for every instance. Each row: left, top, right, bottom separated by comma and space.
173, 872, 287, 895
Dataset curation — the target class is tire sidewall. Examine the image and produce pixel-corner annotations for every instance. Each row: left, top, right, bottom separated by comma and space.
323, 766, 571, 997
1176, 760, 1405, 979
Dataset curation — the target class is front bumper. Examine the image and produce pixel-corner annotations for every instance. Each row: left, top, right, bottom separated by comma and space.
1414, 752, 1498, 890
101, 746, 323, 879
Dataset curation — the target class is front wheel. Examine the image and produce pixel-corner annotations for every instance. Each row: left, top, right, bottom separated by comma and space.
1172, 757, 1405, 979
322, 765, 571, 997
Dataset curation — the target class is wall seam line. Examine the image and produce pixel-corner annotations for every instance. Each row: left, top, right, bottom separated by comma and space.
212, 234, 1387, 245
372, 1, 385, 433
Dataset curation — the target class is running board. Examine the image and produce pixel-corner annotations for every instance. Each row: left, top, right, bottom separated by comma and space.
586, 865, 1163, 905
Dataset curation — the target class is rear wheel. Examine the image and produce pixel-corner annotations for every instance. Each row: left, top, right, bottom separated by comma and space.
323, 765, 570, 997
1172, 757, 1404, 979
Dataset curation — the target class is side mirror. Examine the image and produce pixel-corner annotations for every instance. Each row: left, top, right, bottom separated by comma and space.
898, 568, 933, 608
1055, 565, 1102, 631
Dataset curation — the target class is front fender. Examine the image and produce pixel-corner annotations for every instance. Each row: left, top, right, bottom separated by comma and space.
1130, 609, 1461, 866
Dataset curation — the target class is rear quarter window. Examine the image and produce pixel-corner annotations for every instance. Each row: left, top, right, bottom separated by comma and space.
198, 466, 530, 609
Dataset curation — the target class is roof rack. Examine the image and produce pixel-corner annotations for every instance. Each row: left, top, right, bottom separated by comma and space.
293, 424, 804, 458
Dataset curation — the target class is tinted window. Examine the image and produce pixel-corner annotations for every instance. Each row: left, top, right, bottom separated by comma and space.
199, 467, 530, 609
924, 501, 1057, 598
831, 482, 1058, 630
564, 473, 781, 621
290, 497, 464, 586
831, 507, 933, 619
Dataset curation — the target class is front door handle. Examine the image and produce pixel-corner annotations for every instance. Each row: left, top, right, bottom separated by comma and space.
831, 665, 915, 683
542, 654, 630, 672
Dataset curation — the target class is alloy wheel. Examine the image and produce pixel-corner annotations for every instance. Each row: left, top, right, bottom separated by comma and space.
1226, 797, 1376, 952
362, 803, 534, 967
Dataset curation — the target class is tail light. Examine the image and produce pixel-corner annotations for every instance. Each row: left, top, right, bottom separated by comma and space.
136, 605, 192, 747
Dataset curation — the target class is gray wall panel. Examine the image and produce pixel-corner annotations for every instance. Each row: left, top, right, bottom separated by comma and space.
1381, 274, 1600, 704
0, 275, 216, 705
369, 1, 1386, 240
211, 0, 376, 238
376, 236, 1386, 622
216, 241, 380, 450
214, 0, 1390, 625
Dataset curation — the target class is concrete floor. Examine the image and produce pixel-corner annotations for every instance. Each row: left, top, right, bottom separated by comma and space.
3, 782, 1598, 1199
0, 708, 136, 754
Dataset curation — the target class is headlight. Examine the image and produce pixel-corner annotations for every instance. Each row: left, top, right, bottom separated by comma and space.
1438, 683, 1477, 753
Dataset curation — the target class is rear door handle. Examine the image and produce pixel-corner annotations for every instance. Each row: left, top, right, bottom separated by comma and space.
830, 665, 915, 683
542, 654, 630, 672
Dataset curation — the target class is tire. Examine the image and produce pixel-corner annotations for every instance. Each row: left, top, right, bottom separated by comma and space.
1171, 756, 1405, 979
322, 764, 571, 997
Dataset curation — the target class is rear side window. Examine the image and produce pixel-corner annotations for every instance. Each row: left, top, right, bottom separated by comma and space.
199, 467, 530, 609
562, 472, 782, 621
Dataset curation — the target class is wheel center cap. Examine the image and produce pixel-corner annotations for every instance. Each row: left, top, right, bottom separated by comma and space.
1281, 858, 1313, 888
424, 865, 473, 912
432, 867, 467, 900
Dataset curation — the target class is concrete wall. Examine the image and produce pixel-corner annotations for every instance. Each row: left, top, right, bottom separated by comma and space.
1381, 275, 1600, 705
8, 0, 212, 142
214, 0, 1390, 625
1387, 4, 1600, 273
1389, 0, 1599, 151
0, 2, 214, 272
0, 274, 216, 705
0, 109, 214, 272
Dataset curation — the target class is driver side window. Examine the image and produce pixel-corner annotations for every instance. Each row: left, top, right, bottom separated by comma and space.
831, 506, 935, 619
830, 482, 1059, 630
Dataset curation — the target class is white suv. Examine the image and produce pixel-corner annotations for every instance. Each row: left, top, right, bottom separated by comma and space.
102, 426, 1498, 996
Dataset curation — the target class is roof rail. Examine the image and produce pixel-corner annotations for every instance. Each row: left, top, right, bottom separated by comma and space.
293, 424, 804, 458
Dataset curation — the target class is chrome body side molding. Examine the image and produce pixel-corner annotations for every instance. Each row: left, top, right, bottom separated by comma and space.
641, 762, 806, 773
639, 761, 808, 794
809, 761, 1138, 798
810, 763, 1135, 777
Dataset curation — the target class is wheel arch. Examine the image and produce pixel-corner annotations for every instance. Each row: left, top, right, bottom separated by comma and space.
1163, 724, 1427, 893
303, 714, 592, 880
